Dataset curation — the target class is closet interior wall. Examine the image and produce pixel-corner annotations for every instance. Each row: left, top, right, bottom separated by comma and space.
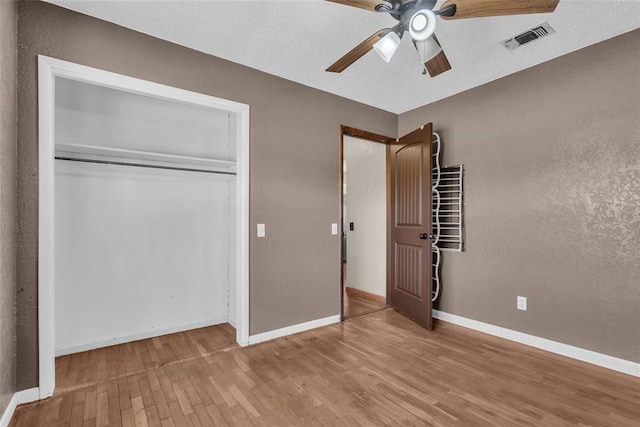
54, 76, 237, 355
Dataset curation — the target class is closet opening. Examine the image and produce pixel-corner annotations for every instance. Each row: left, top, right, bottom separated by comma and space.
37, 56, 249, 399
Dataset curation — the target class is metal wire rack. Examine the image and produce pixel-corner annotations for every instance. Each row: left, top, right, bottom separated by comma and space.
431, 132, 464, 302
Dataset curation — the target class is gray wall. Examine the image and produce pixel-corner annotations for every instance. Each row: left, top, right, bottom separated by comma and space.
400, 29, 640, 362
0, 0, 18, 416
16, 1, 396, 389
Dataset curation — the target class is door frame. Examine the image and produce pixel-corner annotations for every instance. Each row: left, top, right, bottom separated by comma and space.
339, 126, 394, 320
37, 55, 251, 399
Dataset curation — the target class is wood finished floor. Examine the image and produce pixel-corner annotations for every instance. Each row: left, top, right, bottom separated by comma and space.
12, 310, 640, 426
343, 287, 388, 319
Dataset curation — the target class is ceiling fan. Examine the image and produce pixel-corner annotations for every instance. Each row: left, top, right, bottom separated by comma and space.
326, 0, 560, 77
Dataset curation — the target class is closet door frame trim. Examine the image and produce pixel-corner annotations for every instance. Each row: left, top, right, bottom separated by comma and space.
37, 55, 251, 399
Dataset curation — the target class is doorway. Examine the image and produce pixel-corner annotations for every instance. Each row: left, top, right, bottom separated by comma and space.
340, 127, 394, 319
342, 135, 388, 318
340, 125, 434, 328
37, 56, 250, 399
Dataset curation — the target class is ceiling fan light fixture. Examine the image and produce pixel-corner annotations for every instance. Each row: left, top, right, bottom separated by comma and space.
415, 37, 442, 63
373, 30, 402, 63
409, 9, 437, 41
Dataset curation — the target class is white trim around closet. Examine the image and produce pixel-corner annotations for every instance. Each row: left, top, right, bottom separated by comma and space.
37, 55, 251, 399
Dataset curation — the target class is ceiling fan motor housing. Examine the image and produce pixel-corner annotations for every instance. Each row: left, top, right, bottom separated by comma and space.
383, 1, 439, 42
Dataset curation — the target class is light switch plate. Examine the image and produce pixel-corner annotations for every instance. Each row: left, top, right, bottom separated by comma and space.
517, 296, 527, 311
257, 223, 265, 238
331, 223, 338, 235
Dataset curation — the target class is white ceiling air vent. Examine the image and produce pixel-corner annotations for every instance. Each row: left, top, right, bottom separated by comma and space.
501, 22, 555, 51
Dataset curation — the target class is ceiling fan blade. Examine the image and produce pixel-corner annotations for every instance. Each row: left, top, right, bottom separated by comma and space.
424, 36, 451, 77
440, 0, 559, 19
326, 0, 389, 12
326, 29, 388, 73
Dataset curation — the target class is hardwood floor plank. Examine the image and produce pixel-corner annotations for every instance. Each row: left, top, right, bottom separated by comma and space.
69, 403, 84, 426
171, 382, 194, 416
83, 389, 97, 421
143, 405, 161, 427
117, 380, 131, 412
228, 384, 261, 418
106, 381, 122, 426
130, 396, 148, 427
56, 394, 73, 427
119, 407, 135, 427
150, 390, 170, 422
166, 401, 188, 427
95, 391, 109, 427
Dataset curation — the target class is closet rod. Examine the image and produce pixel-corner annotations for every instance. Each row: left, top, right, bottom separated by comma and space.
55, 157, 237, 176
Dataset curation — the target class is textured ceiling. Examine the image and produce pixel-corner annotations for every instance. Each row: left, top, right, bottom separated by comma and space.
45, 0, 640, 114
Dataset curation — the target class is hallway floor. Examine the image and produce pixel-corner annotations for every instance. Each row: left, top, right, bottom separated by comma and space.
343, 287, 388, 319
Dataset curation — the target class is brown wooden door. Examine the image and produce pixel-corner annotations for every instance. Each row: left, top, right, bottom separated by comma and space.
388, 124, 433, 330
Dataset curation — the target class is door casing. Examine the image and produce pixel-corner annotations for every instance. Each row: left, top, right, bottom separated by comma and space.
339, 126, 394, 320
37, 55, 251, 399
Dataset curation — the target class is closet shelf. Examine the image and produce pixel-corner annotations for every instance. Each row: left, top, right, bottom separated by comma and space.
55, 143, 236, 174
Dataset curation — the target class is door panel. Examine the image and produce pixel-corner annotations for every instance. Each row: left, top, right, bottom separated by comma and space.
395, 244, 424, 298
395, 143, 425, 227
388, 124, 433, 330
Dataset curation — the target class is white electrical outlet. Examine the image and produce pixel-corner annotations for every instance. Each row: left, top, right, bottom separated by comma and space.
331, 223, 338, 235
517, 296, 527, 311
257, 223, 265, 238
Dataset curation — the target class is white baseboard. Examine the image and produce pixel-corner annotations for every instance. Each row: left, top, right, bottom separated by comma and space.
433, 310, 640, 378
248, 314, 341, 345
56, 316, 229, 356
228, 317, 237, 328
1, 388, 40, 427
